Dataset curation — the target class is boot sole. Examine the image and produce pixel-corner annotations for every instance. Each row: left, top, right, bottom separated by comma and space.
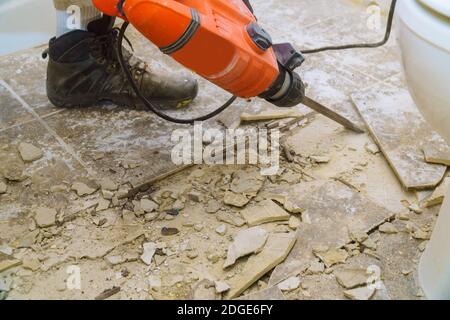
48, 93, 194, 110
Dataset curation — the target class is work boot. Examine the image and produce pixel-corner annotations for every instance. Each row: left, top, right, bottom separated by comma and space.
44, 19, 198, 109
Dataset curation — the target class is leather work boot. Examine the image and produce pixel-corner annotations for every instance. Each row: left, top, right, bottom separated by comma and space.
44, 18, 198, 110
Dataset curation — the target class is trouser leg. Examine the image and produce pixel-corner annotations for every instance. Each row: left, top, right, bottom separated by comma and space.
53, 0, 101, 37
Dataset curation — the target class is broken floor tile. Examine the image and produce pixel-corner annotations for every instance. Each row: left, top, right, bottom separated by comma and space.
216, 211, 246, 227
140, 198, 158, 213
334, 268, 369, 289
34, 207, 57, 228
236, 286, 286, 300
223, 227, 268, 269
223, 191, 250, 208
71, 181, 97, 197
424, 177, 449, 208
241, 200, 290, 227
227, 233, 296, 299
215, 281, 230, 294
314, 247, 349, 268
99, 177, 118, 191
422, 141, 450, 166
140, 242, 157, 266
268, 180, 394, 286
0, 258, 22, 273
190, 280, 220, 300
18, 142, 43, 162
215, 225, 227, 236
352, 85, 446, 189
277, 276, 301, 292
379, 222, 398, 234
343, 286, 375, 300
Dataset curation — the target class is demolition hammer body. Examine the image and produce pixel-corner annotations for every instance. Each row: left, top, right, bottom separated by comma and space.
93, 0, 306, 108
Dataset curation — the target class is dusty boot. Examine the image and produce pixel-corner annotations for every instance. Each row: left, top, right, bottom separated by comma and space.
45, 19, 198, 110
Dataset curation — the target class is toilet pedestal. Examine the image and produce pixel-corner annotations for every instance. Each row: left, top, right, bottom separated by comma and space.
419, 185, 450, 299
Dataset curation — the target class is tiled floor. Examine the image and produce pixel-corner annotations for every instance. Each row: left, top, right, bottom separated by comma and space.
0, 0, 437, 300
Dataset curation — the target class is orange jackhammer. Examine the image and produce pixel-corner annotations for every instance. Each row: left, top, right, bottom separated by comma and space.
92, 0, 396, 129
94, 0, 305, 115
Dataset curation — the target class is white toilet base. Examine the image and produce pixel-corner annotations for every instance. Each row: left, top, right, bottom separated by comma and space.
419, 185, 450, 299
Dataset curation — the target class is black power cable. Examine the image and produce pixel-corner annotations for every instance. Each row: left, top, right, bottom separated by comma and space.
117, 22, 237, 125
303, 0, 397, 54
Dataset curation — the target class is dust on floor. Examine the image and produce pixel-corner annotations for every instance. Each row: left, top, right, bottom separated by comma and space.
0, 0, 448, 300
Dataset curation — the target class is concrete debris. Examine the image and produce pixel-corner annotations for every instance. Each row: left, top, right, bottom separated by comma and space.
3, 163, 26, 182
418, 241, 428, 252
96, 198, 110, 212
343, 286, 376, 300
102, 190, 114, 200
187, 191, 202, 203
95, 286, 121, 300
306, 260, 325, 275
288, 216, 301, 230
105, 255, 125, 266
215, 281, 231, 294
310, 155, 330, 164
190, 280, 221, 300
148, 275, 162, 290
207, 253, 221, 263
0, 246, 12, 256
122, 210, 136, 224
402, 270, 412, 276
50, 184, 68, 193
334, 268, 369, 289
313, 247, 349, 268
277, 276, 300, 292
140, 242, 157, 265
284, 199, 304, 214
18, 229, 39, 248
144, 212, 158, 222
22, 257, 41, 271
361, 238, 378, 251
215, 224, 227, 236
241, 200, 290, 227
412, 228, 430, 240
216, 211, 246, 227
230, 169, 264, 195
194, 224, 204, 232
0, 181, 7, 194
237, 286, 286, 300
408, 204, 423, 214
379, 222, 398, 234
424, 177, 449, 208
18, 142, 43, 162
99, 177, 118, 191
223, 227, 268, 269
187, 250, 199, 260
223, 191, 250, 208
71, 182, 97, 197
0, 258, 22, 273
349, 229, 369, 243
34, 207, 57, 228
140, 199, 158, 213
423, 143, 450, 166
268, 180, 394, 287
227, 233, 296, 299
206, 199, 221, 213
